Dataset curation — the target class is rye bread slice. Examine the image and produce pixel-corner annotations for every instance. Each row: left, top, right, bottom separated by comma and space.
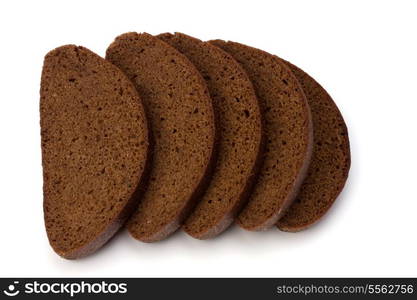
211, 40, 313, 231
106, 32, 216, 242
40, 45, 149, 259
277, 62, 350, 232
158, 33, 264, 239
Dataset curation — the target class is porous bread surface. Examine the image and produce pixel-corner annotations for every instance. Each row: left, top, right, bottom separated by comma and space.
40, 45, 149, 259
158, 33, 263, 239
277, 62, 350, 232
106, 33, 216, 242
211, 40, 313, 231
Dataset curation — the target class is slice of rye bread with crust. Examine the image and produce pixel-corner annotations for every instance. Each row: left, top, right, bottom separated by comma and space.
40, 45, 149, 259
158, 32, 264, 239
211, 40, 313, 231
106, 32, 216, 242
277, 62, 350, 232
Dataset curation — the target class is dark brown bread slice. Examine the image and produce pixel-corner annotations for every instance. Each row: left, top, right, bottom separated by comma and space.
40, 45, 149, 259
277, 62, 350, 231
211, 40, 313, 231
106, 32, 216, 242
158, 32, 264, 239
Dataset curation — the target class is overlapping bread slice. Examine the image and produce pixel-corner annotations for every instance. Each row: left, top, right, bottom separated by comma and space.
158, 33, 263, 239
211, 40, 313, 231
277, 62, 350, 231
40, 45, 149, 259
106, 33, 216, 242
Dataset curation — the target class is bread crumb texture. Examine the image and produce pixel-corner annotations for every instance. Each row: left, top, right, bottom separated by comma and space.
106, 33, 216, 242
159, 33, 263, 239
277, 62, 350, 232
211, 40, 313, 231
40, 45, 149, 258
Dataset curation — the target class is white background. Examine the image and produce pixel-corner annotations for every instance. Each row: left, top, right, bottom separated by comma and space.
1, 0, 416, 277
